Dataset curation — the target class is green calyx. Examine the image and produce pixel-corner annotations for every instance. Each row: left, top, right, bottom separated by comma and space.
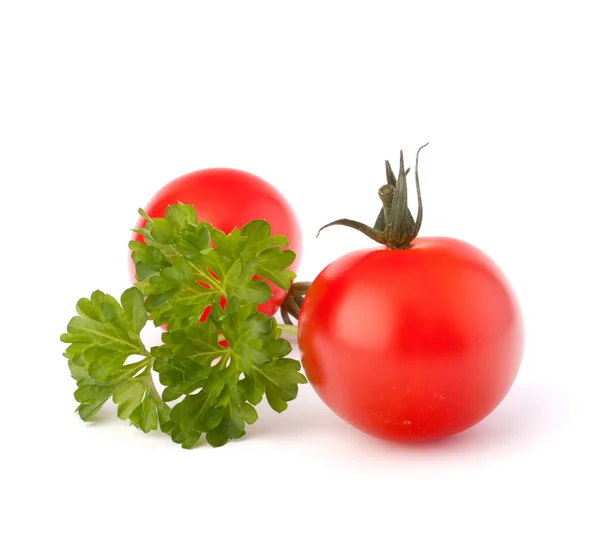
317, 143, 429, 249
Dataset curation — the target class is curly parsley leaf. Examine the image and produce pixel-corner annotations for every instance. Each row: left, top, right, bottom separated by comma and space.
62, 204, 305, 448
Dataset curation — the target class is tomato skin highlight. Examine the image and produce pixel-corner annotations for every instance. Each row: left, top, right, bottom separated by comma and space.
298, 237, 524, 442
129, 168, 302, 316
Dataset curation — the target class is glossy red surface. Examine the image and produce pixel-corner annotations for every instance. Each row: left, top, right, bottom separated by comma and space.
129, 168, 302, 316
298, 237, 524, 441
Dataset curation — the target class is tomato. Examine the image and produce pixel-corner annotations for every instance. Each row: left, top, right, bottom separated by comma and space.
298, 237, 524, 442
129, 168, 302, 316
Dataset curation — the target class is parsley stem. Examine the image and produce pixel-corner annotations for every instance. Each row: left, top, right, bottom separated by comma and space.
143, 364, 167, 407
278, 324, 298, 336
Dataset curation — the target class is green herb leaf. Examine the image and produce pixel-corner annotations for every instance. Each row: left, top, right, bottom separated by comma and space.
152, 296, 303, 447
130, 208, 297, 331
61, 288, 170, 430
62, 204, 305, 449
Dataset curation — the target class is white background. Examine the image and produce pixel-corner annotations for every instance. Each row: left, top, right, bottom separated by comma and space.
1, 1, 598, 555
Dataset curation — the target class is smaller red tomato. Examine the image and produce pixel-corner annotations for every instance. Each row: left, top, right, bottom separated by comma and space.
129, 168, 302, 317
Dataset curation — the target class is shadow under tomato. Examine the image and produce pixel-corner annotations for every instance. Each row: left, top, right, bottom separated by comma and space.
352, 381, 568, 457
247, 379, 569, 456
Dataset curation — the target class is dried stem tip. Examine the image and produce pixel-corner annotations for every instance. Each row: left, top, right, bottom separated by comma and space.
317, 143, 429, 249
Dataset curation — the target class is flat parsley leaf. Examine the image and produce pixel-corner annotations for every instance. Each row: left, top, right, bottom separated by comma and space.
60, 288, 171, 431
153, 297, 306, 447
130, 205, 295, 330
62, 204, 305, 448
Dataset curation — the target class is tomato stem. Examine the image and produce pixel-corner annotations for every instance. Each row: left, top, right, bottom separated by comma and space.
280, 280, 311, 324
374, 161, 410, 231
317, 144, 429, 249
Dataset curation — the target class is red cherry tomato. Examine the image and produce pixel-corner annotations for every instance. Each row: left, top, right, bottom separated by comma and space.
129, 168, 302, 317
298, 237, 524, 442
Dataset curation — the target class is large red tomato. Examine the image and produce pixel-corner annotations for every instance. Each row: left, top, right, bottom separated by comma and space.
298, 237, 524, 442
129, 168, 302, 316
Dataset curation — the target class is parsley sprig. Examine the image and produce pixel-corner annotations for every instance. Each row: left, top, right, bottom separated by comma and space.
61, 204, 306, 448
